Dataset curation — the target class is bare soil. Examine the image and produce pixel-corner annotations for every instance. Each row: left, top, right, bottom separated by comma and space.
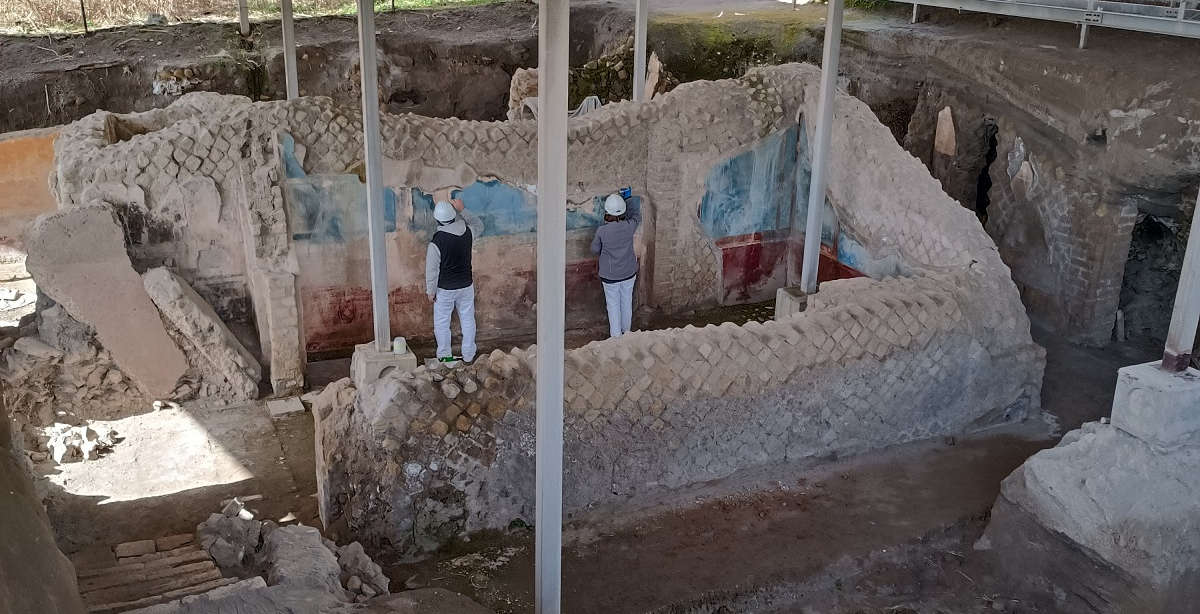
385, 430, 1054, 613
36, 401, 320, 553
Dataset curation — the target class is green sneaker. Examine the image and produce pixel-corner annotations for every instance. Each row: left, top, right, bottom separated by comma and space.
438, 356, 461, 363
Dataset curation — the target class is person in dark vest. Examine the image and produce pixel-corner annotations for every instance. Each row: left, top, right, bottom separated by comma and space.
426, 197, 484, 363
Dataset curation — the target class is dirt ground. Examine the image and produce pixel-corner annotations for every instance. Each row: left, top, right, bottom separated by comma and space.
37, 401, 320, 553
385, 429, 1054, 614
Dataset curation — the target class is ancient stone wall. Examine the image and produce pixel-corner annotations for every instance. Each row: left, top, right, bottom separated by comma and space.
43, 63, 826, 385
312, 64, 1044, 559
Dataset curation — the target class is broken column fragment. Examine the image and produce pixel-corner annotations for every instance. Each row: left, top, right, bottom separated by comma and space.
143, 267, 262, 402
25, 205, 188, 398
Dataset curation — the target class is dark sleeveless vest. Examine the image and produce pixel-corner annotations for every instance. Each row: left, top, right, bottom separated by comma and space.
432, 226, 473, 290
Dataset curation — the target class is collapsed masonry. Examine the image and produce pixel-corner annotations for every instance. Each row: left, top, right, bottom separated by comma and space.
309, 63, 1045, 558
1, 204, 263, 444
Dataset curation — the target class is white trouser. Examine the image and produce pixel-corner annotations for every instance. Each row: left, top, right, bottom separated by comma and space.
433, 285, 476, 362
602, 276, 636, 338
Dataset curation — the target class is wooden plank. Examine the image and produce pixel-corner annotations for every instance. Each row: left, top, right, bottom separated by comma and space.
78, 547, 208, 580
155, 534, 194, 552
86, 577, 238, 614
80, 560, 216, 594
82, 566, 222, 607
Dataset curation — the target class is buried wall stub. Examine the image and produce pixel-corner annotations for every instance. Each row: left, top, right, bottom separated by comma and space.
309, 64, 1045, 559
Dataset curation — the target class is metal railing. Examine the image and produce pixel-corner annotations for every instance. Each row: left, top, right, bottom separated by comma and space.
900, 0, 1200, 45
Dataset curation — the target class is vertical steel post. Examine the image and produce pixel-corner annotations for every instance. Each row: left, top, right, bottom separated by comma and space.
535, 0, 568, 611
238, 0, 250, 36
79, 0, 89, 34
356, 0, 391, 352
912, 3, 920, 23
1162, 189, 1200, 371
800, 0, 844, 294
1179, 0, 1188, 22
1080, 0, 1097, 48
282, 0, 299, 100
633, 0, 649, 101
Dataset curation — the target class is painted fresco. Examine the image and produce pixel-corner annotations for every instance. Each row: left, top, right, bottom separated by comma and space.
411, 180, 620, 239
697, 122, 861, 304
698, 126, 799, 303
699, 126, 797, 239
280, 133, 398, 243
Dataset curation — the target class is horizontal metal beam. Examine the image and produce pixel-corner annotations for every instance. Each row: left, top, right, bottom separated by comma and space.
891, 0, 1200, 38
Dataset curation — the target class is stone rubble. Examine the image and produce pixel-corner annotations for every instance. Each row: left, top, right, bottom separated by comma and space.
1, 305, 148, 437
193, 498, 393, 607
44, 422, 118, 463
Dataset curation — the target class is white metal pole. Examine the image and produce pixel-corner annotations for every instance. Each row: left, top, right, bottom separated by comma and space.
282, 0, 299, 100
238, 0, 250, 35
800, 0, 844, 294
1162, 189, 1200, 371
912, 3, 920, 23
633, 0, 648, 101
535, 0, 568, 611
356, 0, 391, 352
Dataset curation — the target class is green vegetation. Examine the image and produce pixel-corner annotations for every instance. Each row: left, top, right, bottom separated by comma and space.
1, 0, 504, 36
845, 0, 891, 10
648, 16, 812, 84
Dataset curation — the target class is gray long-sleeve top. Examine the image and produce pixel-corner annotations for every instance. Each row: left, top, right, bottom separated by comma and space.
425, 210, 484, 296
590, 199, 642, 283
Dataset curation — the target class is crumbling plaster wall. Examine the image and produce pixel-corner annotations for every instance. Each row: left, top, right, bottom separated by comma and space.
313, 63, 1044, 559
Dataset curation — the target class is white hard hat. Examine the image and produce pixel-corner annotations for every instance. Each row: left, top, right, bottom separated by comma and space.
604, 193, 626, 216
433, 200, 457, 223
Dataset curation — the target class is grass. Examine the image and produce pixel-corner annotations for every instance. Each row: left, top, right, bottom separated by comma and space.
0, 0, 505, 36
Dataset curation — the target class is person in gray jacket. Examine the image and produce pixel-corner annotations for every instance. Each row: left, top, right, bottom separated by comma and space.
426, 197, 484, 363
590, 192, 641, 338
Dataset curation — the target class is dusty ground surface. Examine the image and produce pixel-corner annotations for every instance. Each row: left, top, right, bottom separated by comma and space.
0, 258, 36, 328
385, 429, 1054, 614
36, 401, 319, 553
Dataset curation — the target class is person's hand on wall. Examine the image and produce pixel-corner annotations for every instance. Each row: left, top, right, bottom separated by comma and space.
451, 198, 465, 212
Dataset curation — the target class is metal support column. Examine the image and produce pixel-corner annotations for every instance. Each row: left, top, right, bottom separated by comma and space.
238, 0, 249, 35
912, 3, 920, 22
282, 0, 299, 99
356, 0, 391, 352
1162, 189, 1200, 371
535, 0, 568, 611
1079, 0, 1096, 48
633, 0, 649, 101
800, 0, 844, 294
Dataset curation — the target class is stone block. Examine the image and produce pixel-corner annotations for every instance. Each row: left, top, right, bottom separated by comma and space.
774, 286, 807, 320
1110, 361, 1200, 450
351, 342, 418, 389
26, 206, 188, 398
266, 397, 306, 417
982, 421, 1200, 597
